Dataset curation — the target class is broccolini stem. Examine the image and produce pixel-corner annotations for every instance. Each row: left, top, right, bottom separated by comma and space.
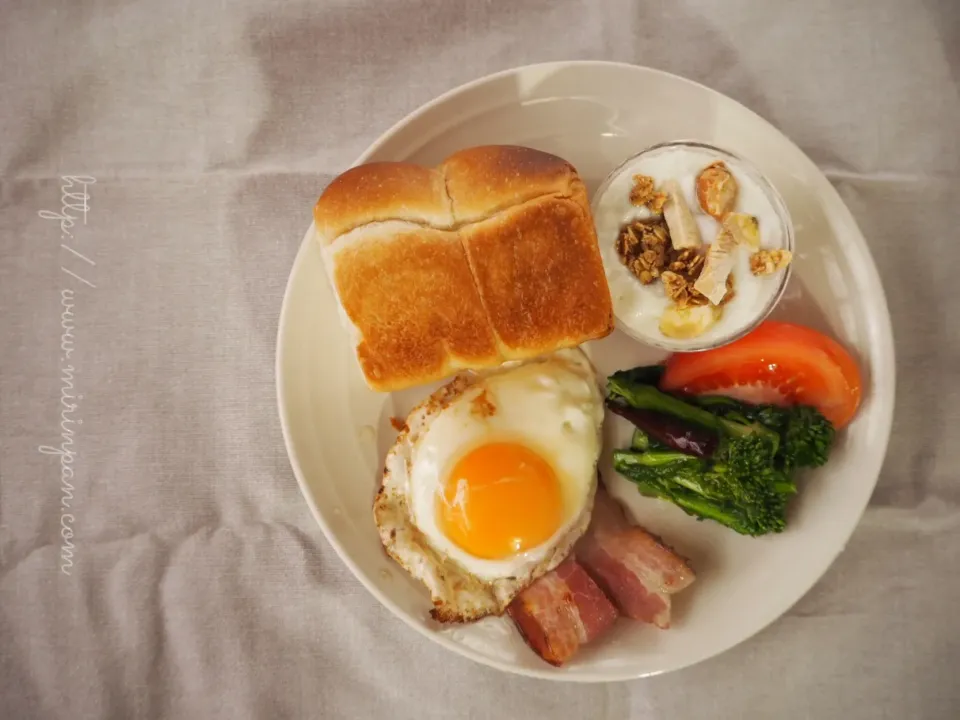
614, 449, 698, 466
607, 380, 725, 432
631, 428, 652, 451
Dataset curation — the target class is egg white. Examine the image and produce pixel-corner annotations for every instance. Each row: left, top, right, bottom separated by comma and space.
409, 349, 602, 578
374, 348, 605, 622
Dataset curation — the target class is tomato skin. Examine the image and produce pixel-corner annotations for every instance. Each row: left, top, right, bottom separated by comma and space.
661, 321, 863, 428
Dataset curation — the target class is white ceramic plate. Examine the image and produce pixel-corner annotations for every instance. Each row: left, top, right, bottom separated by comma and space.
276, 62, 895, 681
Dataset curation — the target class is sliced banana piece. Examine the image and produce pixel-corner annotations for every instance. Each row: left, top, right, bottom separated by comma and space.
693, 229, 738, 305
661, 179, 702, 249
659, 304, 722, 340
722, 212, 760, 249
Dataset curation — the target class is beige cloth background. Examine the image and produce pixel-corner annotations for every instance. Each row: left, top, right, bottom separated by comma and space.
2, 1, 959, 718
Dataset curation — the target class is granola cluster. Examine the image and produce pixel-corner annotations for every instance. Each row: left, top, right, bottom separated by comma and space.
663, 268, 735, 309
615, 218, 669, 285
661, 247, 707, 309
616, 219, 735, 310
629, 174, 667, 213
750, 249, 793, 276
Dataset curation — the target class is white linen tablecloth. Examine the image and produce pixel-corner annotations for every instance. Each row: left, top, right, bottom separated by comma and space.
2, 1, 959, 718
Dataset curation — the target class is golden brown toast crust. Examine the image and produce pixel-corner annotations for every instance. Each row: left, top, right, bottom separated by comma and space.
315, 146, 614, 391
441, 145, 578, 223
459, 195, 614, 357
332, 227, 500, 392
314, 162, 452, 243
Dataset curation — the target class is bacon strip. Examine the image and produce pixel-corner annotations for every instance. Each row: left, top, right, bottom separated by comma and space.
553, 557, 619, 642
507, 558, 618, 666
576, 489, 695, 628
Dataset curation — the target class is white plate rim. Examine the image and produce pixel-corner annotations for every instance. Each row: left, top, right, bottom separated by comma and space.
276, 61, 896, 682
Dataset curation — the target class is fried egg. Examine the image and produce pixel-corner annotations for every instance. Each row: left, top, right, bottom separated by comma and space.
374, 349, 604, 622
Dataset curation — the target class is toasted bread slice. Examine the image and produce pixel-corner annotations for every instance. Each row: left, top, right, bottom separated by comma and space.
459, 195, 613, 358
328, 222, 499, 391
314, 145, 614, 391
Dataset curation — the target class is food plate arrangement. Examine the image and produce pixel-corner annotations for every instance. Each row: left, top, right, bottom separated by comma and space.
277, 61, 895, 681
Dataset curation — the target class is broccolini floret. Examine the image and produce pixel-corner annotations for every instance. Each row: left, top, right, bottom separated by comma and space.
608, 368, 832, 536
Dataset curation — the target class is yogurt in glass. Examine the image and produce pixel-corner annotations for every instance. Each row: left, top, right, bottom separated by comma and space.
593, 141, 794, 351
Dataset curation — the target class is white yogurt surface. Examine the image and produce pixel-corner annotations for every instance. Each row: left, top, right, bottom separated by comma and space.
594, 145, 790, 349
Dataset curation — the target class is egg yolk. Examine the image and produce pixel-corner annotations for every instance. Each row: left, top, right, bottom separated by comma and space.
437, 442, 563, 560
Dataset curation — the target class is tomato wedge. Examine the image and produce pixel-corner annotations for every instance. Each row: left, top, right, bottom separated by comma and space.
661, 321, 863, 428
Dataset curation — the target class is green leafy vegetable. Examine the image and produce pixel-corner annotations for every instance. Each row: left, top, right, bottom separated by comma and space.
609, 364, 666, 388
630, 427, 668, 452
692, 395, 835, 471
608, 369, 834, 536
779, 405, 836, 471
608, 372, 780, 453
